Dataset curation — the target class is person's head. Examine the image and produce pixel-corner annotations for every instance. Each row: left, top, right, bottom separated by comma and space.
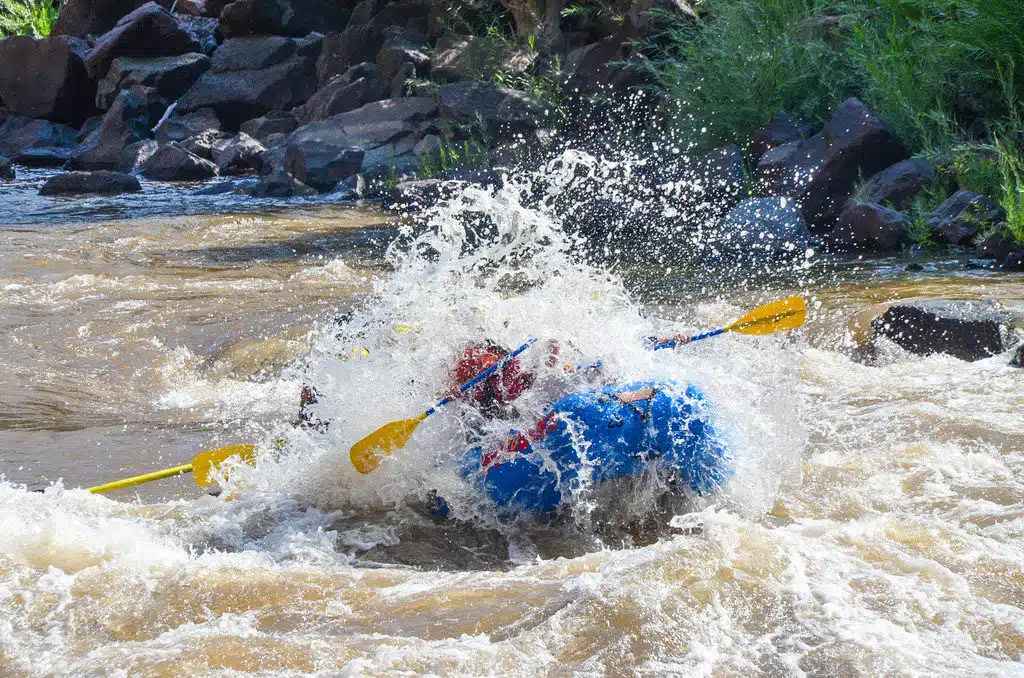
451, 341, 534, 417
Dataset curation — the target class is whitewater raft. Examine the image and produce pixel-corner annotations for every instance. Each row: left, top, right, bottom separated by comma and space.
458, 380, 732, 514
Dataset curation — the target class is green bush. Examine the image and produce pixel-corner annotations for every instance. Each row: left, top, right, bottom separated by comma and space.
0, 0, 61, 37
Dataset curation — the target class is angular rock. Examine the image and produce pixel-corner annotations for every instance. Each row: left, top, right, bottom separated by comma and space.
180, 129, 229, 158
211, 132, 265, 174
177, 55, 316, 129
755, 98, 909, 227
140, 142, 218, 180
245, 167, 318, 196
39, 170, 141, 195
116, 138, 159, 170
0, 115, 79, 166
870, 300, 1014, 361
96, 53, 211, 110
926, 190, 1005, 246
317, 17, 428, 86
284, 143, 365, 192
240, 110, 297, 144
975, 232, 1017, 261
77, 115, 105, 142
85, 3, 202, 79
52, 0, 156, 37
211, 36, 296, 72
293, 74, 382, 126
0, 157, 14, 181
860, 158, 934, 210
155, 107, 221, 143
750, 111, 810, 162
70, 89, 152, 169
438, 81, 545, 130
174, 14, 219, 54
716, 197, 812, 259
218, 0, 347, 38
0, 36, 96, 127
561, 37, 623, 95
375, 38, 429, 84
831, 202, 908, 253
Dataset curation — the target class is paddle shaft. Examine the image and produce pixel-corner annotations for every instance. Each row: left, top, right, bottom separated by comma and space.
87, 463, 193, 494
652, 328, 724, 351
423, 338, 537, 417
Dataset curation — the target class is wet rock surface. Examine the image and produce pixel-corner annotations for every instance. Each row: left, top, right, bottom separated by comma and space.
39, 170, 142, 195
0, 36, 96, 126
870, 299, 1018, 362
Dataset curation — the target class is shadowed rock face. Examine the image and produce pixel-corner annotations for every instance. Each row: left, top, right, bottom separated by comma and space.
85, 3, 202, 79
871, 300, 1015, 362
831, 201, 909, 253
70, 89, 153, 169
39, 170, 142, 195
140, 142, 219, 180
927, 190, 1006, 246
52, 0, 166, 37
96, 53, 211, 110
0, 36, 96, 127
859, 158, 934, 211
0, 115, 80, 166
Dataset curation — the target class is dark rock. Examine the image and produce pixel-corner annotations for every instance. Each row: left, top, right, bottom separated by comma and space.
85, 3, 202, 79
375, 38, 429, 84
140, 142, 218, 180
388, 178, 446, 209
1011, 344, 1024, 368
755, 98, 909, 228
295, 32, 324, 60
173, 14, 219, 55
976, 232, 1017, 261
716, 197, 812, 259
177, 54, 316, 129
52, 0, 158, 37
750, 112, 810, 161
860, 158, 934, 210
180, 129, 228, 158
176, 0, 230, 17
39, 170, 141, 195
831, 202, 908, 253
561, 37, 623, 95
211, 132, 265, 174
155, 107, 221, 142
240, 110, 298, 144
77, 115, 105, 141
0, 157, 14, 181
284, 143, 365, 192
0, 36, 96, 127
116, 138, 159, 170
70, 89, 152, 169
294, 75, 381, 126
870, 300, 1014, 361
0, 115, 79, 166
317, 13, 429, 86
245, 167, 318, 196
621, 0, 696, 41
926, 190, 1006, 246
439, 81, 545, 131
218, 0, 346, 38
96, 53, 211, 110
211, 36, 296, 72
1003, 252, 1024, 271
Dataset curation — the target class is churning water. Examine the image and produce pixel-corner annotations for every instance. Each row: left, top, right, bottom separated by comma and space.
1, 153, 1023, 676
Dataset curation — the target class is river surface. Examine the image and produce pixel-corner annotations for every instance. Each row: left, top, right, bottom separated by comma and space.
1, 157, 1023, 676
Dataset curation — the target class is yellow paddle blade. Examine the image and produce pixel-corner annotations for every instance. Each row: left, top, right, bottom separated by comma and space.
192, 443, 256, 486
726, 295, 807, 336
350, 414, 426, 474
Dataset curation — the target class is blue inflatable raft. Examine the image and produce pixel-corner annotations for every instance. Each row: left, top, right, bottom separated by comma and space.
458, 380, 732, 514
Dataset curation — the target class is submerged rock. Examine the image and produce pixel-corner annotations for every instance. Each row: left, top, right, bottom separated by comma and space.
39, 170, 142, 195
870, 299, 1017, 361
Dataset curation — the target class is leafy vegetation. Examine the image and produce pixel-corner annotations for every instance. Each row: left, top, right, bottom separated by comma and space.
642, 0, 1024, 243
0, 0, 61, 37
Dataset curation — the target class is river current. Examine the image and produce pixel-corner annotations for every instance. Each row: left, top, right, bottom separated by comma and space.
1, 155, 1023, 676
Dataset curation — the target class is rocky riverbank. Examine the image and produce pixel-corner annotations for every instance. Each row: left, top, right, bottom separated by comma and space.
2, 0, 1024, 272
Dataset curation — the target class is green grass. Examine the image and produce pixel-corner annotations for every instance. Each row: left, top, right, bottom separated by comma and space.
0, 0, 61, 37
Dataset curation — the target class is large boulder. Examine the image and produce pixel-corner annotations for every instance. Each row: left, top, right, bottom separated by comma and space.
0, 115, 79, 165
116, 138, 159, 170
51, 0, 159, 37
293, 63, 383, 126
240, 110, 298, 144
95, 53, 210, 110
755, 98, 909, 228
177, 40, 316, 128
831, 201, 908, 253
859, 157, 934, 210
39, 170, 141, 195
316, 2, 431, 85
245, 167, 317, 196
561, 37, 624, 95
70, 89, 152, 169
218, 0, 346, 37
926, 190, 1005, 246
140, 142, 218, 179
438, 80, 545, 131
85, 3, 202, 79
716, 197, 812, 259
869, 299, 1018, 361
375, 36, 429, 84
0, 36, 96, 127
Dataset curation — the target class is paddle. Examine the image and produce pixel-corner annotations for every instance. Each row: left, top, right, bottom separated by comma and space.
350, 338, 538, 474
651, 295, 806, 350
86, 443, 255, 494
